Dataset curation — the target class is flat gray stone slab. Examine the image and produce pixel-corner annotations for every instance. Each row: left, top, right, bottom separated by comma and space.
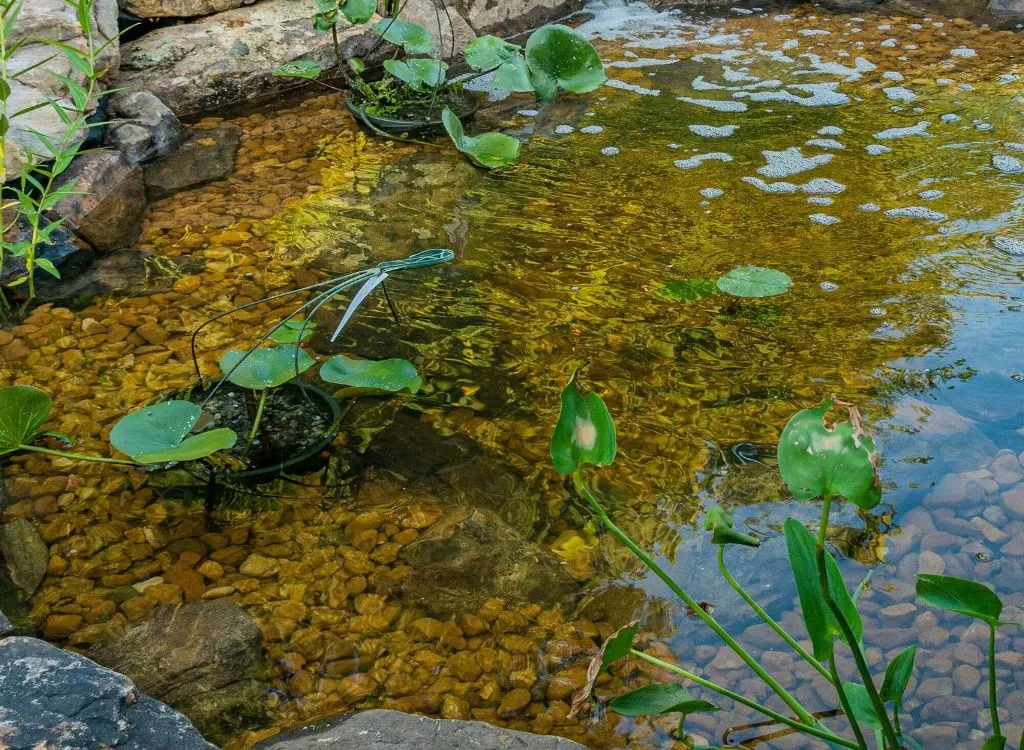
255, 710, 588, 750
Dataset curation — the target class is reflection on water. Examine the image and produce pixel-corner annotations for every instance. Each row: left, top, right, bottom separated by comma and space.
2, 1, 1023, 748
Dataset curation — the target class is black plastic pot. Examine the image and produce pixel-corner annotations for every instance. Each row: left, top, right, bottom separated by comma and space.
345, 89, 478, 134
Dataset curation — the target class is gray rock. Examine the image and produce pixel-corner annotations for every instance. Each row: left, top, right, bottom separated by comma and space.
400, 505, 576, 617
106, 90, 185, 165
991, 0, 1024, 19
143, 121, 240, 200
0, 636, 215, 749
0, 610, 12, 638
452, 0, 580, 36
32, 250, 196, 308
88, 600, 267, 743
50, 151, 146, 252
0, 519, 49, 596
122, 0, 250, 18
254, 709, 587, 749
118, 0, 380, 115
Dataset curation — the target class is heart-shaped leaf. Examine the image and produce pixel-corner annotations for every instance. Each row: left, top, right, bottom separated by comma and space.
442, 107, 521, 169
465, 35, 534, 92
273, 60, 322, 80
656, 278, 717, 303
610, 684, 718, 717
785, 518, 862, 661
372, 18, 435, 54
916, 574, 1004, 627
0, 386, 53, 454
219, 346, 314, 390
703, 507, 761, 548
880, 645, 916, 709
550, 371, 616, 475
110, 400, 237, 464
268, 316, 316, 344
320, 355, 421, 395
524, 24, 606, 100
777, 397, 880, 510
340, 0, 375, 24
383, 58, 447, 91
716, 265, 792, 298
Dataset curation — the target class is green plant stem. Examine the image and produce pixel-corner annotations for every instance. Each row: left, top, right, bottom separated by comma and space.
716, 545, 832, 682
573, 472, 819, 729
243, 388, 268, 457
988, 623, 1001, 740
17, 444, 136, 465
815, 495, 899, 750
629, 649, 859, 750
829, 652, 869, 750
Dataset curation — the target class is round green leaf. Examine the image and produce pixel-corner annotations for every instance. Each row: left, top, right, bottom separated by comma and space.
777, 397, 881, 509
656, 278, 717, 303
383, 58, 447, 91
442, 107, 521, 169
273, 61, 322, 80
524, 24, 606, 100
268, 316, 316, 344
319, 355, 421, 394
465, 36, 534, 93
0, 385, 53, 453
372, 18, 435, 54
219, 346, 314, 390
109, 400, 238, 464
716, 265, 792, 298
610, 684, 718, 717
916, 574, 1004, 626
340, 0, 375, 24
549, 371, 616, 475
703, 507, 761, 547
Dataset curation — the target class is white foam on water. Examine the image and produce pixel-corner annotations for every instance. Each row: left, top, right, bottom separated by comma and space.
806, 138, 845, 150
782, 39, 800, 50
880, 38, 897, 48
882, 71, 905, 81
865, 144, 892, 155
884, 206, 947, 221
994, 237, 1024, 256
1004, 142, 1024, 151
809, 213, 841, 224
606, 78, 661, 96
874, 121, 931, 139
807, 196, 834, 205
742, 176, 799, 193
820, 281, 839, 291
731, 6, 753, 14
884, 86, 917, 102
601, 146, 621, 156
936, 77, 954, 85
950, 47, 977, 58
801, 177, 846, 194
688, 124, 739, 137
909, 23, 923, 29
795, 54, 876, 81
607, 57, 679, 68
518, 109, 540, 117
818, 126, 844, 136
580, 125, 605, 134
674, 152, 733, 168
993, 154, 1024, 173
736, 82, 849, 107
668, 143, 682, 149
999, 73, 1018, 84
722, 65, 758, 82
877, 24, 891, 30
858, 203, 881, 211
554, 125, 575, 134
678, 96, 748, 112
700, 187, 725, 198
800, 29, 830, 36
918, 189, 944, 199
757, 147, 833, 178
940, 113, 961, 123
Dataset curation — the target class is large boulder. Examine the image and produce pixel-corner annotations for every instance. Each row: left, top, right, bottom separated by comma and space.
0, 636, 215, 749
254, 709, 587, 749
51, 151, 147, 252
400, 506, 576, 617
121, 0, 251, 18
451, 0, 580, 36
990, 0, 1024, 19
5, 0, 119, 181
118, 0, 381, 115
106, 90, 186, 166
143, 121, 241, 200
88, 600, 267, 743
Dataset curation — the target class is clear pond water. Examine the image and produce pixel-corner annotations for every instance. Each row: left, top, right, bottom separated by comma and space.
3, 2, 1024, 748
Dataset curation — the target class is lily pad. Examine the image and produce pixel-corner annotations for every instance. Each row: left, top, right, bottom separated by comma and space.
383, 58, 448, 91
656, 278, 716, 303
340, 0, 375, 24
320, 355, 421, 396
442, 107, 521, 169
219, 346, 315, 390
716, 266, 792, 298
268, 316, 316, 344
372, 18, 435, 55
524, 24, 605, 101
109, 400, 237, 464
464, 35, 534, 92
273, 60, 322, 80
550, 371, 616, 475
0, 385, 52, 454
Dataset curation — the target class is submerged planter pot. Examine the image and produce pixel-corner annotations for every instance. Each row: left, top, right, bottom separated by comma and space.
148, 381, 342, 496
345, 89, 478, 134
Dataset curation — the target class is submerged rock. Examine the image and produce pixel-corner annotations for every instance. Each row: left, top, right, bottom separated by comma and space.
144, 122, 241, 200
0, 636, 215, 749
254, 709, 587, 749
400, 506, 576, 618
89, 600, 267, 743
0, 519, 48, 596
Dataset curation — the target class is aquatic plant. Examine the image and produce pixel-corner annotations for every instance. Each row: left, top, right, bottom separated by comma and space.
553, 375, 1019, 750
0, 0, 119, 315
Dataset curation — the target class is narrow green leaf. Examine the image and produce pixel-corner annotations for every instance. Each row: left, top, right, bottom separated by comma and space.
843, 682, 883, 730
32, 257, 60, 279
982, 736, 1007, 750
599, 621, 638, 675
549, 370, 617, 475
880, 645, 916, 708
610, 683, 718, 717
703, 507, 761, 547
916, 574, 1004, 626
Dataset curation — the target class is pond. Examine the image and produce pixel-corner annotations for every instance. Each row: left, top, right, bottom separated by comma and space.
2, 1, 1023, 748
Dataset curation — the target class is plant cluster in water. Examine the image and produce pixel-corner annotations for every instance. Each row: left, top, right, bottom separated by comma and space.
551, 373, 1021, 750
273, 2, 607, 169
